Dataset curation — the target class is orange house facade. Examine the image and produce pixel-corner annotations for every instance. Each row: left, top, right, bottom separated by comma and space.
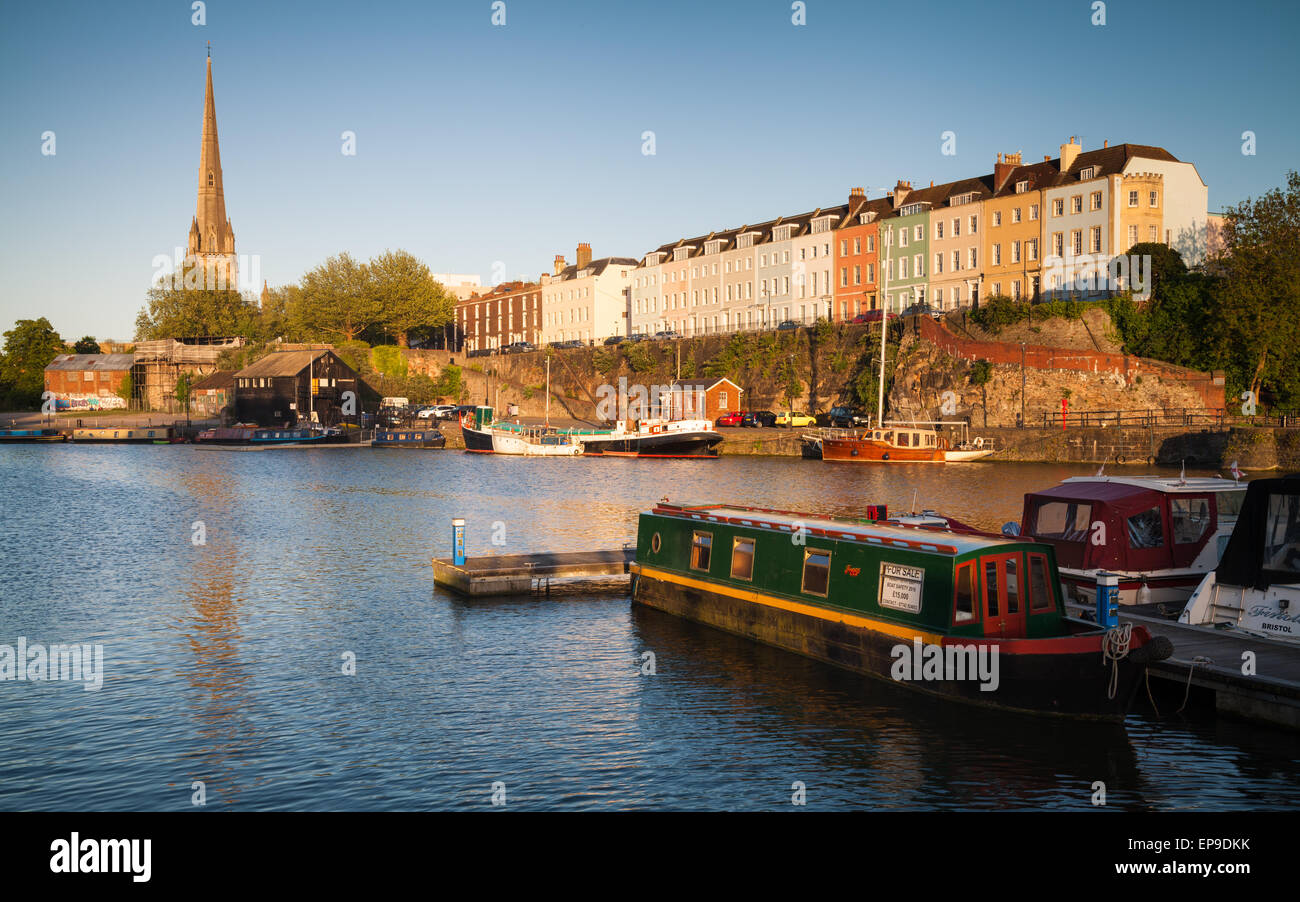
832, 191, 888, 320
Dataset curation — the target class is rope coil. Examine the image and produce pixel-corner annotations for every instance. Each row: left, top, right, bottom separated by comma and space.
1102, 623, 1133, 700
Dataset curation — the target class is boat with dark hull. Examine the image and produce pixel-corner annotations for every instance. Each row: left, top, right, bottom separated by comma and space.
0, 428, 66, 443
460, 406, 721, 458
372, 428, 447, 449
71, 426, 173, 443
631, 502, 1170, 718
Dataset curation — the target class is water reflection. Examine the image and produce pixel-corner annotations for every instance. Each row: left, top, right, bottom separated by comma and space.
0, 446, 1290, 811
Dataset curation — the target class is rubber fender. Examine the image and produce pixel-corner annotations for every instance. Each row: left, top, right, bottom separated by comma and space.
1132, 635, 1174, 663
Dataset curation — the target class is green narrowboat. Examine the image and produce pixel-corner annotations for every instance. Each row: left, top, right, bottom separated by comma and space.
631, 502, 1172, 719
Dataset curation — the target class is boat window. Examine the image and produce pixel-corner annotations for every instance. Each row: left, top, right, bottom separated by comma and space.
1171, 497, 1211, 544
801, 549, 831, 596
898, 432, 910, 447
984, 560, 1000, 616
1028, 554, 1053, 611
1218, 490, 1247, 518
690, 531, 712, 571
1004, 559, 1020, 614
1264, 493, 1300, 574
925, 433, 935, 446
731, 537, 755, 581
1031, 501, 1092, 541
1126, 506, 1164, 549
953, 562, 976, 622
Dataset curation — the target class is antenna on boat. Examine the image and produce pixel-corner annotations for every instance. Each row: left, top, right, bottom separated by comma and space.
1096, 463, 1105, 477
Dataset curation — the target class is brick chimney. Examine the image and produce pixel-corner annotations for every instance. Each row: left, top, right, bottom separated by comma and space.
1059, 136, 1082, 172
994, 151, 1022, 190
892, 179, 912, 208
576, 242, 592, 270
553, 254, 566, 275
848, 186, 868, 217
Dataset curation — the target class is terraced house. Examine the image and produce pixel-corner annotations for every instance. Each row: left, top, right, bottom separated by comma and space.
928, 176, 992, 311
984, 153, 1053, 301
619, 135, 1206, 336
456, 280, 541, 353
540, 244, 636, 345
832, 190, 889, 320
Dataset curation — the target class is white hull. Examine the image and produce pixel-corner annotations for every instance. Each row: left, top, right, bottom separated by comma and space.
945, 448, 997, 462
1180, 571, 1300, 643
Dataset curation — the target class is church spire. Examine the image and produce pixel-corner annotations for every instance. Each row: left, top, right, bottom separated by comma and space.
188, 47, 235, 284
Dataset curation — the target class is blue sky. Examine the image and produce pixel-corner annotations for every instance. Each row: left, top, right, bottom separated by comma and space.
2, 0, 1297, 340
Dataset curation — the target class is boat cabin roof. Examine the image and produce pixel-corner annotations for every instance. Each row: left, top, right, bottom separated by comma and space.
653, 503, 1019, 557
1054, 475, 1243, 496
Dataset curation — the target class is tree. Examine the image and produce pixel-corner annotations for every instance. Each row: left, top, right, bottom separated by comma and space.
174, 371, 192, 420
1207, 170, 1300, 406
1121, 242, 1187, 299
116, 372, 134, 405
290, 253, 378, 343
367, 250, 454, 347
0, 318, 65, 409
969, 359, 993, 428
73, 336, 101, 354
136, 262, 259, 340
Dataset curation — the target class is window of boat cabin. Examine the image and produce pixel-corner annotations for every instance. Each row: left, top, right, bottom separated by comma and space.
1217, 490, 1246, 519
984, 559, 1000, 616
690, 531, 712, 571
731, 537, 755, 581
1031, 501, 1092, 541
1126, 506, 1164, 549
953, 562, 976, 622
1170, 497, 1211, 544
801, 549, 831, 596
898, 432, 910, 447
1263, 493, 1300, 574
1027, 553, 1053, 611
1004, 558, 1020, 614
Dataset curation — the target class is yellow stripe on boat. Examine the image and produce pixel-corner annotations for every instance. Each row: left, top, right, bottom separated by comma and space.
632, 562, 945, 645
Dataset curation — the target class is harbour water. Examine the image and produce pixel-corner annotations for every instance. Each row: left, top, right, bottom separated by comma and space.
1, 446, 1296, 811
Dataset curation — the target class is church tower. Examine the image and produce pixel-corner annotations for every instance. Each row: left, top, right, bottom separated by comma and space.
186, 46, 237, 289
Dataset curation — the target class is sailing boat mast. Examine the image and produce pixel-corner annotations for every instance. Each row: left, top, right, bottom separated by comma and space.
545, 355, 550, 427
877, 229, 891, 429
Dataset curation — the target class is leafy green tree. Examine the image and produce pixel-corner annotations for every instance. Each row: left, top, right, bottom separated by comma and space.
290, 253, 378, 343
367, 250, 455, 347
1122, 242, 1187, 299
136, 263, 259, 339
174, 371, 192, 418
73, 336, 101, 354
0, 318, 65, 409
1207, 170, 1300, 406
116, 372, 134, 405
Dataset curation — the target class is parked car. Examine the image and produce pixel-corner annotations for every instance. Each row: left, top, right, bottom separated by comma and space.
850, 310, 899, 324
741, 410, 776, 428
776, 320, 800, 331
414, 406, 439, 419
900, 303, 942, 320
653, 330, 681, 340
428, 405, 457, 420
828, 405, 870, 428
775, 411, 816, 428
626, 332, 649, 343
716, 411, 743, 427
603, 335, 625, 346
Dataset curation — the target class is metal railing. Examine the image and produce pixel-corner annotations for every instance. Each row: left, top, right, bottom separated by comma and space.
1040, 408, 1227, 429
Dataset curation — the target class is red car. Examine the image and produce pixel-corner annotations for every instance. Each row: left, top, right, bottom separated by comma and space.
850, 310, 899, 324
716, 411, 743, 427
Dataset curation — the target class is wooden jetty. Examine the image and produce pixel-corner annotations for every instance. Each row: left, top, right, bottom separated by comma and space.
432, 549, 633, 597
1121, 611, 1300, 730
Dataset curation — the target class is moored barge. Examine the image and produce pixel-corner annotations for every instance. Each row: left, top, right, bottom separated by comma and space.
0, 427, 66, 443
372, 427, 446, 449
631, 502, 1170, 718
71, 426, 173, 443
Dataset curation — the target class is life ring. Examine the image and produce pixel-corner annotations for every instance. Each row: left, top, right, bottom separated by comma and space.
1116, 456, 1126, 464
1147, 456, 1156, 464
882, 452, 890, 460
974, 437, 984, 448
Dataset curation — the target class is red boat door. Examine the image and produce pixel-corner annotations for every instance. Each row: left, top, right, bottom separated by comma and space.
980, 552, 1027, 638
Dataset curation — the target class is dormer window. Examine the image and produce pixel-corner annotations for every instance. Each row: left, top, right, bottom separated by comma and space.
673, 247, 690, 262
859, 211, 876, 224
773, 225, 795, 242
737, 233, 756, 249
811, 216, 835, 234
1015, 180, 1028, 194
1079, 166, 1095, 180
705, 240, 723, 255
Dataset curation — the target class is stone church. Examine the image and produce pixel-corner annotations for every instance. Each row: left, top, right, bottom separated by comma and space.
186, 48, 238, 289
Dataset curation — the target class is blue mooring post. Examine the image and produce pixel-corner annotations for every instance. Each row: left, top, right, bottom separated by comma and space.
1095, 571, 1119, 628
452, 518, 466, 566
